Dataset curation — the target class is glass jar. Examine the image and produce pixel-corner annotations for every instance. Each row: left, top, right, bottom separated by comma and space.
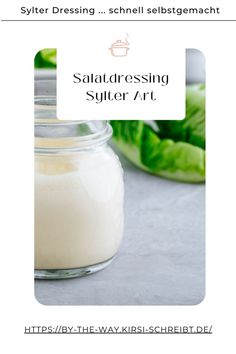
34, 88, 124, 279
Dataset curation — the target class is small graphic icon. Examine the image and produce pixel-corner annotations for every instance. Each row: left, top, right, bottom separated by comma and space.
109, 34, 130, 57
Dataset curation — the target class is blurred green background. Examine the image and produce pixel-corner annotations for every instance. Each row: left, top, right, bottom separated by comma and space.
35, 49, 57, 68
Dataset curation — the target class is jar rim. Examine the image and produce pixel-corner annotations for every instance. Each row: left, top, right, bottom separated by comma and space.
35, 123, 112, 154
34, 80, 112, 153
35, 95, 112, 153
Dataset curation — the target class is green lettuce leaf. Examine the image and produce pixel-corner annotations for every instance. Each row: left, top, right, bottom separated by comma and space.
110, 84, 205, 183
111, 121, 205, 183
157, 84, 205, 149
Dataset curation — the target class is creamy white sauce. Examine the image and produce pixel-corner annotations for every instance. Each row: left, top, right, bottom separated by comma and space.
35, 146, 124, 269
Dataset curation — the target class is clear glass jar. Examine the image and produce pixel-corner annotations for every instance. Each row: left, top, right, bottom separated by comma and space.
34, 87, 124, 279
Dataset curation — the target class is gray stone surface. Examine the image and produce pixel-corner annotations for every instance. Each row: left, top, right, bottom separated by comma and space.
35, 151, 205, 306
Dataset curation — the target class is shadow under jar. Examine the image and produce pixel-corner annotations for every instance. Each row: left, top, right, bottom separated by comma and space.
34, 97, 124, 279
